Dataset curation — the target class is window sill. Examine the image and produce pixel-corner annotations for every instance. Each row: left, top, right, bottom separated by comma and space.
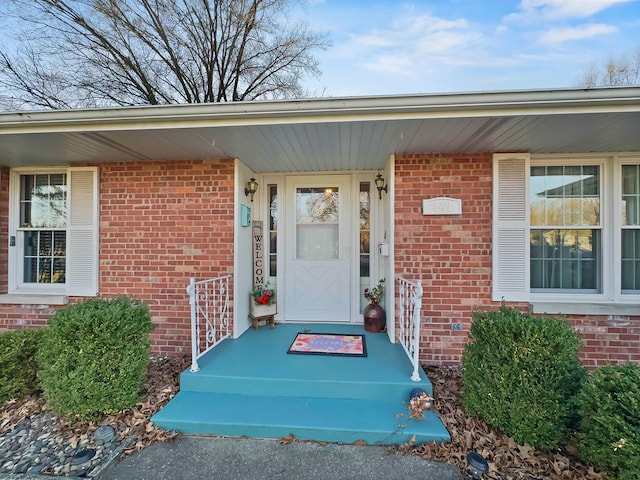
0, 294, 69, 305
530, 302, 640, 317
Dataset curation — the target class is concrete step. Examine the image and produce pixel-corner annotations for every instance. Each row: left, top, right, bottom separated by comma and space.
178, 367, 433, 401
151, 391, 450, 446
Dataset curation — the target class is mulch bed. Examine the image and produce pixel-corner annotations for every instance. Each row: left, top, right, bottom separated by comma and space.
1, 357, 606, 479
0, 356, 190, 458
398, 365, 606, 480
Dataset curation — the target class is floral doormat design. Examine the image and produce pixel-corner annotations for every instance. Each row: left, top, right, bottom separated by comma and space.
287, 333, 367, 357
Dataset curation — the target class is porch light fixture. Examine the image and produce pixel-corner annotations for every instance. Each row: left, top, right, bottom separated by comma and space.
245, 177, 258, 202
374, 173, 387, 199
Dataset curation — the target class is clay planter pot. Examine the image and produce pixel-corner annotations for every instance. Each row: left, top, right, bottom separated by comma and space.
363, 302, 386, 332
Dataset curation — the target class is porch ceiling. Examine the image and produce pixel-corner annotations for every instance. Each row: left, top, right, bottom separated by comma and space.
1, 87, 640, 171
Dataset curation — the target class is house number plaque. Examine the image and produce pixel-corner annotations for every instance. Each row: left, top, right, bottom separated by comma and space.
422, 197, 462, 215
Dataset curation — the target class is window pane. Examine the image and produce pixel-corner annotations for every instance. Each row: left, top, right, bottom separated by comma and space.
622, 230, 640, 291
621, 165, 640, 292
296, 187, 338, 223
359, 182, 371, 313
22, 230, 66, 284
20, 174, 67, 228
530, 165, 600, 227
269, 231, 277, 254
360, 254, 370, 277
296, 186, 339, 260
530, 164, 601, 293
269, 255, 277, 277
53, 258, 66, 283
38, 258, 52, 283
296, 224, 338, 259
622, 165, 640, 226
622, 165, 638, 194
530, 229, 600, 291
623, 196, 638, 226
360, 231, 370, 254
268, 184, 277, 282
269, 185, 278, 230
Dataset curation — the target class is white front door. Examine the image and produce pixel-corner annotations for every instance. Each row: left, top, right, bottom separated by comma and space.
284, 175, 351, 322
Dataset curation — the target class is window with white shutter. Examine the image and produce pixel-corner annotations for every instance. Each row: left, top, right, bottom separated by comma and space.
493, 153, 640, 314
9, 167, 98, 296
492, 153, 530, 302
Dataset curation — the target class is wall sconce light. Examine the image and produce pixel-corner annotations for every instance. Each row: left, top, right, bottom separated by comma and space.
374, 173, 388, 200
245, 177, 258, 202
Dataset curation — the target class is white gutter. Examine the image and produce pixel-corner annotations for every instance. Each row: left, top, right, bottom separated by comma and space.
0, 86, 639, 134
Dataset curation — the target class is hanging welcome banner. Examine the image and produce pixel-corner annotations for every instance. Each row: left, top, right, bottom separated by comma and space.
252, 220, 265, 287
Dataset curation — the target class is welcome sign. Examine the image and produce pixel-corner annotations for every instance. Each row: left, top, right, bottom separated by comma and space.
252, 220, 265, 287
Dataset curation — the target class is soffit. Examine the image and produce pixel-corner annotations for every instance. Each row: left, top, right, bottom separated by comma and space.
1, 88, 639, 170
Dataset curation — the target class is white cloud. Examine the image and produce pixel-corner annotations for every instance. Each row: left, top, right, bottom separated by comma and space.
538, 23, 619, 43
507, 0, 636, 22
344, 11, 486, 76
305, 0, 638, 96
350, 32, 396, 48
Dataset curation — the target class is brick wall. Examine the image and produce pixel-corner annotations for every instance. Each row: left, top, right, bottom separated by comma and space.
1, 154, 637, 366
394, 153, 496, 365
394, 153, 640, 368
0, 159, 235, 356
571, 316, 640, 368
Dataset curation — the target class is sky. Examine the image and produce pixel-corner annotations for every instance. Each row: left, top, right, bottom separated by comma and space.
296, 0, 640, 97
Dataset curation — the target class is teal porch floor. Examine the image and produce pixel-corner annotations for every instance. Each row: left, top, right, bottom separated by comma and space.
152, 323, 450, 446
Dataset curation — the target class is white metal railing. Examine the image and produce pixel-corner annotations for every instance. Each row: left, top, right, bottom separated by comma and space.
396, 276, 424, 382
188, 275, 233, 372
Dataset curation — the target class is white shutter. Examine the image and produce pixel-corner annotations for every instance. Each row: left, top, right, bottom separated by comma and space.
67, 167, 98, 296
492, 154, 530, 302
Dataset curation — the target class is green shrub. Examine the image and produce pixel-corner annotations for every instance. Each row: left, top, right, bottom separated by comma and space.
462, 305, 586, 448
575, 363, 640, 480
0, 328, 44, 403
38, 297, 155, 419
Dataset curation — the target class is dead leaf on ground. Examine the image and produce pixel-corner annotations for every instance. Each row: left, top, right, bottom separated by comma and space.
279, 434, 295, 445
394, 366, 606, 480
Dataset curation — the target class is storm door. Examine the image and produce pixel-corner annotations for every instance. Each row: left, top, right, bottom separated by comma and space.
284, 176, 351, 322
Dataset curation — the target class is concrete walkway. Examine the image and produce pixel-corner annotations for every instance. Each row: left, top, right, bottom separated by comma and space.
99, 436, 461, 480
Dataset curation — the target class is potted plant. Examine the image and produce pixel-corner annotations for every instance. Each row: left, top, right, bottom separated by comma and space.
363, 278, 386, 332
250, 285, 277, 317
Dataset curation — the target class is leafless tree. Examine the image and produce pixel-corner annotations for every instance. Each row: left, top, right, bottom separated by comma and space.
578, 47, 640, 87
0, 0, 330, 110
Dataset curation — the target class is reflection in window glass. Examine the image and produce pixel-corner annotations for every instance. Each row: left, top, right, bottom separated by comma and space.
268, 185, 277, 280
20, 173, 68, 285
359, 182, 370, 313
23, 231, 66, 283
296, 187, 339, 223
530, 229, 599, 290
530, 165, 599, 227
20, 174, 67, 228
296, 187, 339, 260
621, 165, 640, 292
359, 183, 370, 277
530, 165, 601, 292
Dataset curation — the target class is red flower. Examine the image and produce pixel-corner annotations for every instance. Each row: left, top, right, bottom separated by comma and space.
257, 291, 271, 304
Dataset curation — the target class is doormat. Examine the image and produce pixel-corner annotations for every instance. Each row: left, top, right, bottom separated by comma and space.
287, 333, 367, 357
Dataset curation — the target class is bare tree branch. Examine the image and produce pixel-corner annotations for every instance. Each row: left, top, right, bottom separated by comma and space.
0, 0, 329, 110
577, 46, 640, 87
